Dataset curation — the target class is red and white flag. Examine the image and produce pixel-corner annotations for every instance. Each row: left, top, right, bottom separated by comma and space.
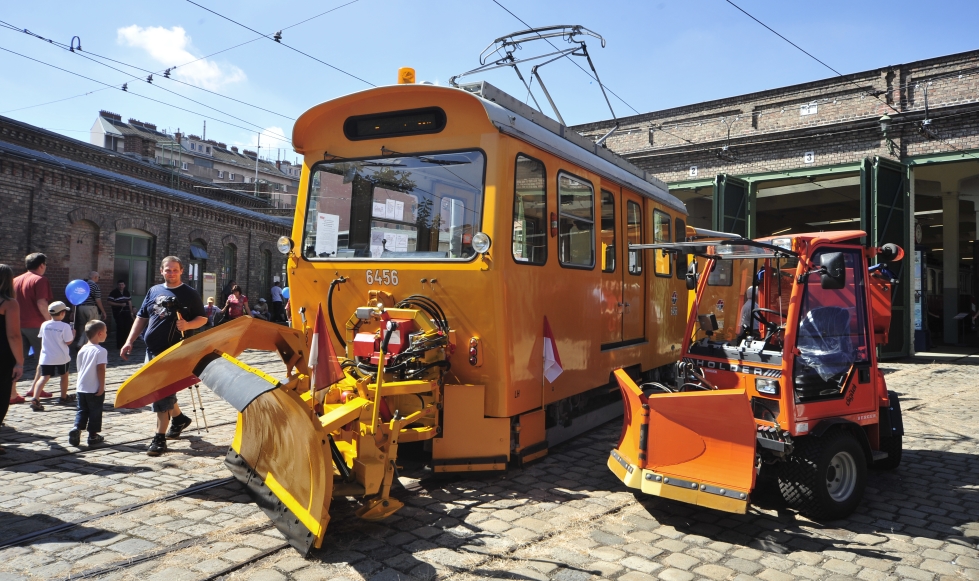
543, 316, 564, 383
309, 303, 343, 394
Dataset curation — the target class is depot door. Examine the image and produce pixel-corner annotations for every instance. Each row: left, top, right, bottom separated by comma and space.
713, 175, 749, 237
622, 191, 646, 342
600, 188, 622, 345
861, 157, 910, 357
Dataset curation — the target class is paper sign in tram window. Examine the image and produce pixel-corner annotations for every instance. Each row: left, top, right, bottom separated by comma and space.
372, 202, 387, 219
315, 213, 340, 256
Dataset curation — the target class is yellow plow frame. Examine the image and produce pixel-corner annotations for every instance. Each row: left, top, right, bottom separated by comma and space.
116, 312, 444, 554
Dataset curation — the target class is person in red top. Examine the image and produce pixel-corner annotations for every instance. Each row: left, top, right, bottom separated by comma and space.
221, 285, 249, 321
11, 253, 53, 404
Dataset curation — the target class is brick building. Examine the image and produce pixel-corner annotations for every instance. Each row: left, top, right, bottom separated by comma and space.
0, 114, 291, 341
575, 49, 979, 356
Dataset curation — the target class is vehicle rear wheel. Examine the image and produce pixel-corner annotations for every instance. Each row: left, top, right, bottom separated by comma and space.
777, 430, 867, 520
874, 435, 902, 470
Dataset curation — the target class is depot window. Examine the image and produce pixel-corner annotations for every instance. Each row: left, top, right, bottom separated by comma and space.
301, 150, 485, 261
512, 154, 547, 265
653, 210, 672, 277
557, 172, 595, 269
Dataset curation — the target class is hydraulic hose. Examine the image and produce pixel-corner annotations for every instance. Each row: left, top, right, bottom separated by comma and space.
328, 275, 348, 348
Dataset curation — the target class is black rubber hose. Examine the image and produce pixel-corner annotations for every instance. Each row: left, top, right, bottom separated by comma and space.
328, 275, 348, 348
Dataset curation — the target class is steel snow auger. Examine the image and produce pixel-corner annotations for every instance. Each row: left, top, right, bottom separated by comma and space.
610, 231, 906, 520
116, 294, 451, 554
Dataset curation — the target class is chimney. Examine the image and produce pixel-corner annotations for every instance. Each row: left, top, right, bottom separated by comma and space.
275, 160, 282, 170
231, 146, 238, 152
174, 132, 182, 144
217, 142, 227, 149
99, 110, 122, 121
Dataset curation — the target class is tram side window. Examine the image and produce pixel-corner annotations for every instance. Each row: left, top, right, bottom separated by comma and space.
558, 173, 595, 268
601, 191, 615, 272
675, 218, 687, 279
512, 155, 547, 265
627, 201, 642, 275
653, 210, 672, 277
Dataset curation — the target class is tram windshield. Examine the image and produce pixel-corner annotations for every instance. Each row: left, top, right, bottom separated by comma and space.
302, 151, 485, 260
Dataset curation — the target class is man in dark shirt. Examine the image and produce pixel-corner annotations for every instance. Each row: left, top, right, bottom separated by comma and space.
121, 256, 207, 456
107, 280, 134, 349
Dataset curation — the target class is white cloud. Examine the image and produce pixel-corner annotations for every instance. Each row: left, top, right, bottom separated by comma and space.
117, 25, 246, 90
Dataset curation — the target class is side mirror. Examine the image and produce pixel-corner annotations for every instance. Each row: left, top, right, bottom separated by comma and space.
877, 243, 904, 263
685, 261, 698, 290
819, 252, 846, 289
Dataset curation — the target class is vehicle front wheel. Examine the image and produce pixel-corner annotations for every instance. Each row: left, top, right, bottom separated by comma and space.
778, 430, 867, 520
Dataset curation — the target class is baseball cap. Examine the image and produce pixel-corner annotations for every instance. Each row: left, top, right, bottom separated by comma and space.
48, 301, 70, 314
258, 298, 266, 303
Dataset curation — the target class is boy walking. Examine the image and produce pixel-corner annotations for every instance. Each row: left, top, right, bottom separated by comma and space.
69, 321, 108, 446
29, 301, 75, 411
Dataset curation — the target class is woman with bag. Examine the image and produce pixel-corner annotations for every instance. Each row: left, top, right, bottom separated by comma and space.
221, 286, 249, 321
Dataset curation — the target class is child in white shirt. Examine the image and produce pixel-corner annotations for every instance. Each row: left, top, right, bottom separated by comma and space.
29, 301, 76, 411
69, 320, 108, 446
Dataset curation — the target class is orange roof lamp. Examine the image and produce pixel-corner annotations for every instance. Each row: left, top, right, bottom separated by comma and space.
397, 67, 416, 84
610, 231, 906, 520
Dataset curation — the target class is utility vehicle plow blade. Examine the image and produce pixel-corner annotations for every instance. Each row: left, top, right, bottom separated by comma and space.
115, 317, 308, 409
609, 369, 757, 513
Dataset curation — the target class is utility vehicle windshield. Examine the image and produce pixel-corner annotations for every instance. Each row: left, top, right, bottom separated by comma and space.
691, 254, 797, 356
302, 151, 485, 260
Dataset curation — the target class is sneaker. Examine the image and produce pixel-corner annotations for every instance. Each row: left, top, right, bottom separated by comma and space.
68, 429, 80, 447
165, 415, 193, 440
30, 400, 44, 412
88, 434, 104, 446
147, 434, 167, 456
57, 394, 76, 405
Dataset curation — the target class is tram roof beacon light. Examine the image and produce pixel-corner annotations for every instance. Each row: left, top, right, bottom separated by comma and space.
276, 236, 294, 255
472, 232, 491, 254
398, 67, 416, 85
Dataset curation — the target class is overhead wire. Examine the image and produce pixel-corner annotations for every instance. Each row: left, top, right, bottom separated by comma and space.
184, 0, 375, 87
0, 45, 290, 143
0, 19, 292, 142
0, 1, 361, 127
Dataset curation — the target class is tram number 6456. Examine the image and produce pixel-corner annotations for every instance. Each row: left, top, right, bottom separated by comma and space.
366, 269, 399, 286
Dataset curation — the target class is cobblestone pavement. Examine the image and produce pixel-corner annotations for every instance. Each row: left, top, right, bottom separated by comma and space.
0, 346, 977, 581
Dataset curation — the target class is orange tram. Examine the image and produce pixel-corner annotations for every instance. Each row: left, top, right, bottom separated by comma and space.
285, 80, 691, 469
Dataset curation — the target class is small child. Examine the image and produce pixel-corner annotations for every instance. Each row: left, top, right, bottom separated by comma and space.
29, 301, 76, 411
69, 320, 108, 447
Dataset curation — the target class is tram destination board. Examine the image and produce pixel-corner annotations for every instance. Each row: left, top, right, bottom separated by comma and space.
344, 107, 446, 140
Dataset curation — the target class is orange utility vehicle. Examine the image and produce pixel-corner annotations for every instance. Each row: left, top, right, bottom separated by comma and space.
609, 230, 905, 519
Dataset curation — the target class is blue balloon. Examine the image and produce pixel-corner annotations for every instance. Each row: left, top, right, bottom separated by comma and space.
66, 279, 91, 305
281, 287, 290, 300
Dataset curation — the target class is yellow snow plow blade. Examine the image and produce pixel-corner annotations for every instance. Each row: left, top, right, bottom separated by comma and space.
115, 317, 309, 409
608, 369, 757, 514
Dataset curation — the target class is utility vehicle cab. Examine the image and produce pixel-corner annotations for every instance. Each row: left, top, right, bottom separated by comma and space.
609, 230, 905, 520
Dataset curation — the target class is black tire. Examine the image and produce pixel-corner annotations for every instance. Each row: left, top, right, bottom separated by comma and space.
777, 430, 867, 520
874, 435, 902, 470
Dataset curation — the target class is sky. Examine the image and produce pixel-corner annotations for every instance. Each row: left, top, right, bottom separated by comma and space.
2, 0, 978, 160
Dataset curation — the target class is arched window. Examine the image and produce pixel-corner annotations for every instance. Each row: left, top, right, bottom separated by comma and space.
221, 244, 237, 291
258, 250, 272, 301
114, 230, 154, 308
189, 240, 209, 296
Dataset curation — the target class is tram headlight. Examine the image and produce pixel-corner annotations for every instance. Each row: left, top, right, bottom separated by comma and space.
276, 236, 294, 255
471, 232, 491, 254
755, 377, 779, 395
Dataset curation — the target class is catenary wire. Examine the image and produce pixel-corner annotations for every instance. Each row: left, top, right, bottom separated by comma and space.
0, 20, 292, 141
0, 1, 360, 122
0, 45, 290, 143
184, 0, 375, 87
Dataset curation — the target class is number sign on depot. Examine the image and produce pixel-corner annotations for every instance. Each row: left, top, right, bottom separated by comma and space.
366, 269, 399, 286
